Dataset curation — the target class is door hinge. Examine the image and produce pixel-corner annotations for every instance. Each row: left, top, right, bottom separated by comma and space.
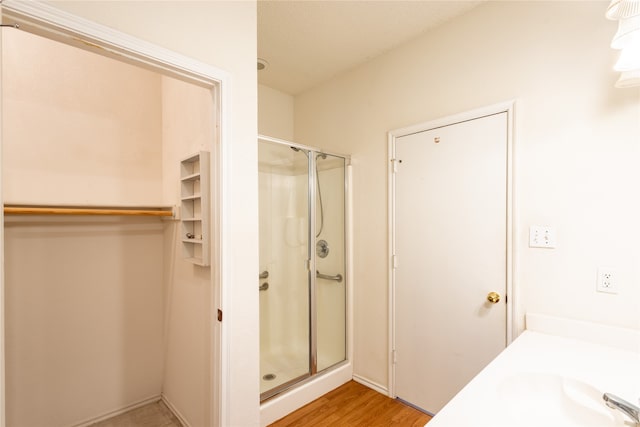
217, 309, 223, 322
392, 349, 397, 364
392, 254, 398, 269
390, 158, 399, 173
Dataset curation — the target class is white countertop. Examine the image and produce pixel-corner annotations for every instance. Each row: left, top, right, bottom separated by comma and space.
427, 314, 640, 427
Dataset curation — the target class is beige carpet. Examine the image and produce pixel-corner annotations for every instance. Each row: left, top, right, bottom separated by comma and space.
89, 401, 182, 427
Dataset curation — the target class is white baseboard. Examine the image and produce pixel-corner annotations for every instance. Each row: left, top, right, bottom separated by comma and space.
352, 374, 388, 396
161, 394, 191, 427
70, 395, 161, 427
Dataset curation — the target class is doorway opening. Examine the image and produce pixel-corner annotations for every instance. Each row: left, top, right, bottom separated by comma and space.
0, 3, 228, 426
388, 102, 515, 414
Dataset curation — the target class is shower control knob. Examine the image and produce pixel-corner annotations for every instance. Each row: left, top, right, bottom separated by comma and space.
487, 292, 501, 304
316, 239, 330, 258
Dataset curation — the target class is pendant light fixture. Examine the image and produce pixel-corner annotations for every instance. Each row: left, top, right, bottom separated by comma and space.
606, 0, 640, 87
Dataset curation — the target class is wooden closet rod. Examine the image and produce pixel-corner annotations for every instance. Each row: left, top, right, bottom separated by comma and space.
4, 205, 174, 217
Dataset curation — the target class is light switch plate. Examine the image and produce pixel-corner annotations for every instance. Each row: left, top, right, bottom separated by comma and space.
529, 226, 556, 248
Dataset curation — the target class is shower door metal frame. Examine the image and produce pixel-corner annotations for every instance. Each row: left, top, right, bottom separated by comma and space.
258, 135, 350, 402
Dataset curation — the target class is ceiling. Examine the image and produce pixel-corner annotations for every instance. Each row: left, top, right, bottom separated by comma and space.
257, 0, 483, 95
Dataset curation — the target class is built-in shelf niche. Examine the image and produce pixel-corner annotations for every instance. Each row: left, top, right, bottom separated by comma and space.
180, 151, 210, 266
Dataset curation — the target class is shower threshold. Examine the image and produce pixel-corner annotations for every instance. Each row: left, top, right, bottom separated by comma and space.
259, 360, 350, 403
260, 373, 310, 402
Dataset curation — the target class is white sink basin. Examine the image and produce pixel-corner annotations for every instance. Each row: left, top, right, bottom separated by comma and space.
498, 373, 626, 426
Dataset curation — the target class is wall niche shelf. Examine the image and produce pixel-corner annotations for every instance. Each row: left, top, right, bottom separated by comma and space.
180, 151, 210, 266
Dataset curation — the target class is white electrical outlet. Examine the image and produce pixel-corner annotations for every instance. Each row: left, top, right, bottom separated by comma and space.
529, 226, 556, 248
597, 267, 617, 294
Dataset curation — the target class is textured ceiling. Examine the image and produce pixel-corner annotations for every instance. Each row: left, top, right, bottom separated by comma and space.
258, 0, 483, 95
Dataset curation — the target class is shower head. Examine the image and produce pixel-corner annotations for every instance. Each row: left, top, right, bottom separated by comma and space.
290, 146, 309, 157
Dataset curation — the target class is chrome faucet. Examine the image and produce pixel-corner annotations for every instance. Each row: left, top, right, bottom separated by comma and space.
603, 393, 640, 425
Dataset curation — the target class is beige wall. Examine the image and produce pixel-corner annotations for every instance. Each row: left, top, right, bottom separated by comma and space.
4, 217, 165, 427
2, 30, 167, 426
161, 76, 215, 427
258, 84, 295, 141
295, 1, 640, 389
2, 29, 163, 206
40, 2, 259, 426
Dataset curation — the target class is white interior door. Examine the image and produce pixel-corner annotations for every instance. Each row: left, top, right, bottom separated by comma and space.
393, 112, 508, 414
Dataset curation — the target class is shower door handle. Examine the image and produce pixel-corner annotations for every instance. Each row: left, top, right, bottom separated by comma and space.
316, 270, 343, 282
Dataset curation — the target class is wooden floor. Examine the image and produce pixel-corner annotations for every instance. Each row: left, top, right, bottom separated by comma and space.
268, 381, 432, 427
90, 400, 182, 427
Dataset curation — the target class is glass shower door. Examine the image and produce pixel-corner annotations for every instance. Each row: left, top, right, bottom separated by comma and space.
258, 140, 311, 400
259, 137, 349, 401
314, 153, 346, 372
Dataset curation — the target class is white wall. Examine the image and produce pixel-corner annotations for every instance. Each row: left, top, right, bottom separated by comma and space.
42, 2, 260, 425
259, 84, 295, 141
295, 1, 640, 390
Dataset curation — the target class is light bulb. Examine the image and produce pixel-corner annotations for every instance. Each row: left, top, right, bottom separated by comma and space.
615, 69, 640, 87
614, 44, 640, 71
606, 0, 640, 20
611, 15, 640, 49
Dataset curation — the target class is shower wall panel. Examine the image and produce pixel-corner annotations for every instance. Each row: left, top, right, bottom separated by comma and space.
315, 166, 346, 371
259, 171, 309, 364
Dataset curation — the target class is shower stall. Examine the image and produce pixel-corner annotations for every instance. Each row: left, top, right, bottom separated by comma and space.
258, 135, 348, 402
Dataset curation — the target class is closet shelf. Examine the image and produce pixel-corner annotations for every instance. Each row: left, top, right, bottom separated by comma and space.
182, 239, 204, 244
4, 205, 174, 217
180, 151, 210, 266
180, 173, 201, 182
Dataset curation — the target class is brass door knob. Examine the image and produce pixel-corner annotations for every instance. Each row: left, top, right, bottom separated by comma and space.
487, 292, 501, 304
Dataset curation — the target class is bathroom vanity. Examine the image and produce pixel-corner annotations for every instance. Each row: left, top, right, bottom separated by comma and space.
427, 314, 640, 426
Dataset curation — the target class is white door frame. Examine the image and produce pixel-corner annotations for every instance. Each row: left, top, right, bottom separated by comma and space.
0, 2, 231, 426
387, 101, 517, 398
